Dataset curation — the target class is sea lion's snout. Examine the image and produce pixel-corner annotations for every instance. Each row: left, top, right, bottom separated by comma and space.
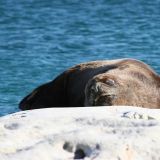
90, 82, 102, 94
85, 75, 118, 106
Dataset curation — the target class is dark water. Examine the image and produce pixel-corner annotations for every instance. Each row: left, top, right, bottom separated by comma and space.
0, 0, 160, 116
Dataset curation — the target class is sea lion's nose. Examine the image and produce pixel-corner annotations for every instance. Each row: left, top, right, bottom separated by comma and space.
95, 83, 101, 93
90, 82, 102, 94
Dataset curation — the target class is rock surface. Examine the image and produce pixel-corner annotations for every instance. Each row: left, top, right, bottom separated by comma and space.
0, 106, 160, 160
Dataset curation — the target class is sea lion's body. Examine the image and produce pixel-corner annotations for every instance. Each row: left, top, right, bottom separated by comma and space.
19, 59, 160, 110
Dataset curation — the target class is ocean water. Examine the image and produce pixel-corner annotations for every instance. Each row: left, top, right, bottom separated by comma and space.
0, 0, 160, 116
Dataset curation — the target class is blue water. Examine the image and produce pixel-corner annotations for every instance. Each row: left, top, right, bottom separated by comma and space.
0, 0, 160, 116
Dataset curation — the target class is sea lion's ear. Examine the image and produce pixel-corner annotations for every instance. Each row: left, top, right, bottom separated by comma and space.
105, 78, 116, 86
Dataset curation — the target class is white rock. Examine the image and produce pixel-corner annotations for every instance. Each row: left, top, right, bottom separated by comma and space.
0, 106, 160, 160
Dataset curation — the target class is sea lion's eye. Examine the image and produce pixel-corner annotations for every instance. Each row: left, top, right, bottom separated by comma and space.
105, 79, 115, 86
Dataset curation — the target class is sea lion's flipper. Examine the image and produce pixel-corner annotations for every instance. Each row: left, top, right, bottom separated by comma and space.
19, 72, 68, 110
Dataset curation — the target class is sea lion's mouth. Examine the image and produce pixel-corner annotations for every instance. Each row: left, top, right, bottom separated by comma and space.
93, 94, 117, 106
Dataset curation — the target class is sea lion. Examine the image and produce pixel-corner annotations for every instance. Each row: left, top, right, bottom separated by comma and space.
19, 58, 160, 110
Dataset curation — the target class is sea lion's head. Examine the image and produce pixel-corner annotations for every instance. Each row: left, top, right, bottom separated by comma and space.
84, 73, 144, 107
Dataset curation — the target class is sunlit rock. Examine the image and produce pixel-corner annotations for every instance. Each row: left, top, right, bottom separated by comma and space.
0, 106, 160, 160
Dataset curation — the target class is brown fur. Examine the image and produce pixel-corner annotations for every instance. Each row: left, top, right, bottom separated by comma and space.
19, 59, 160, 110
